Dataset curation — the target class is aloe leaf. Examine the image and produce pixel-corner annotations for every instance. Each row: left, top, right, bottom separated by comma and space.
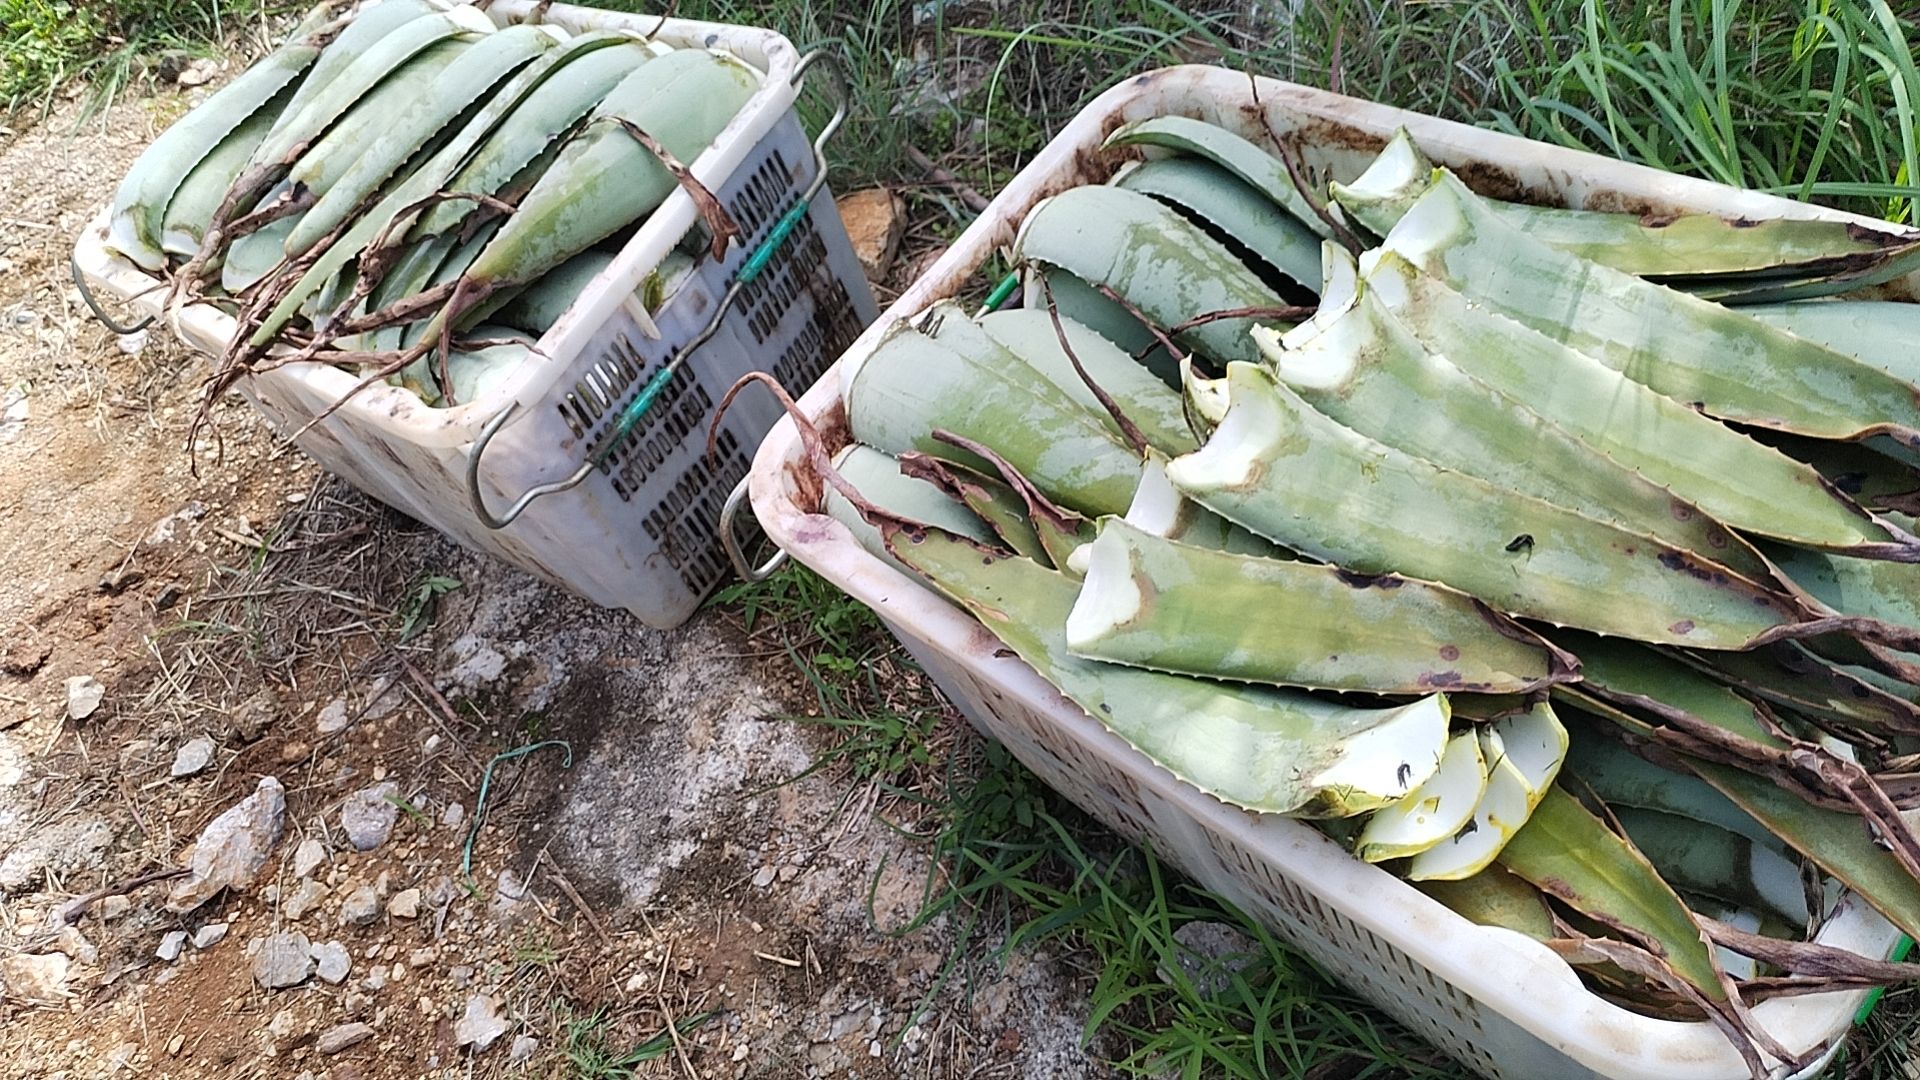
1760, 527, 1920, 642
895, 454, 1050, 565
413, 38, 654, 238
109, 33, 321, 270
1359, 730, 1488, 862
884, 526, 1451, 817
1498, 784, 1727, 1002
1755, 430, 1920, 513
1025, 269, 1176, 385
1612, 806, 1811, 929
821, 445, 996, 570
1743, 301, 1920, 388
1406, 753, 1537, 881
1682, 243, 1920, 304
439, 47, 760, 334
285, 23, 563, 256
442, 329, 531, 404
1486, 703, 1569, 797
1114, 156, 1322, 291
1066, 517, 1565, 694
921, 303, 1194, 455
495, 248, 614, 336
1260, 286, 1773, 581
158, 84, 290, 258
1164, 362, 1810, 649
275, 0, 439, 121
1123, 451, 1277, 558
844, 325, 1142, 518
1364, 249, 1913, 556
1103, 115, 1331, 240
1567, 720, 1792, 855
1684, 643, 1920, 737
1415, 866, 1557, 942
1011, 185, 1292, 367
1384, 170, 1920, 448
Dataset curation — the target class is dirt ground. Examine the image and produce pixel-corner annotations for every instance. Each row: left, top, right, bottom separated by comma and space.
0, 75, 1110, 1080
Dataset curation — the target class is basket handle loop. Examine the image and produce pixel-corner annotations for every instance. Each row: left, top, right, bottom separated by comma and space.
720, 475, 786, 582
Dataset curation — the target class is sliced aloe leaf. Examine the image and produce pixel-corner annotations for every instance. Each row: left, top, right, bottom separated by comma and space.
1358, 730, 1488, 862
1123, 451, 1276, 558
1363, 249, 1914, 556
1498, 784, 1726, 1002
1114, 156, 1322, 291
1103, 115, 1331, 240
1613, 806, 1811, 929
1260, 287, 1773, 581
1066, 517, 1565, 694
1384, 170, 1920, 448
1164, 363, 1810, 649
884, 526, 1451, 817
1011, 184, 1292, 367
1406, 754, 1534, 881
1485, 702, 1569, 797
844, 324, 1142, 518
1416, 866, 1557, 943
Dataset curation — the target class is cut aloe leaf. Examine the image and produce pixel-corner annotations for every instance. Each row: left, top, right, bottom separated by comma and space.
1114, 155, 1322, 291
1065, 517, 1567, 694
1011, 184, 1293, 367
884, 526, 1451, 817
1484, 702, 1568, 798
1359, 730, 1489, 862
1164, 363, 1812, 649
1103, 115, 1332, 240
1612, 806, 1812, 929
1124, 451, 1278, 559
1498, 784, 1727, 1003
1383, 170, 1920, 448
1406, 754, 1534, 881
1259, 287, 1773, 582
844, 324, 1143, 518
1363, 250, 1915, 557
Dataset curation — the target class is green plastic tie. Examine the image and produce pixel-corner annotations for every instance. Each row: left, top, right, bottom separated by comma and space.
980, 271, 1021, 314
740, 198, 811, 285
593, 365, 678, 468
461, 739, 573, 882
1855, 933, 1914, 1024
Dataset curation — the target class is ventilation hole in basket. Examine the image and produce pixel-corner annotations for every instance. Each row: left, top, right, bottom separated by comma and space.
607, 379, 713, 501
638, 429, 746, 593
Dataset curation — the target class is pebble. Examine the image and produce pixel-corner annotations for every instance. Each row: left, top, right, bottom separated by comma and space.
439, 802, 464, 828
341, 782, 399, 852
454, 994, 511, 1053
192, 923, 229, 950
100, 896, 130, 921
509, 1034, 539, 1064
751, 866, 776, 889
387, 888, 421, 919
311, 940, 351, 985
166, 777, 286, 912
291, 837, 325, 879
283, 879, 328, 922
316, 1022, 374, 1055
169, 737, 216, 778
252, 932, 315, 989
155, 931, 187, 963
65, 676, 104, 721
339, 885, 381, 927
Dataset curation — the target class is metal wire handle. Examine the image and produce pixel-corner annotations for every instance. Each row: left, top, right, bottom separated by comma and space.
719, 475, 787, 582
71, 252, 157, 335
466, 47, 850, 532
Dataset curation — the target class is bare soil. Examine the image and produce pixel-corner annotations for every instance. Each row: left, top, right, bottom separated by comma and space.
0, 75, 1108, 1080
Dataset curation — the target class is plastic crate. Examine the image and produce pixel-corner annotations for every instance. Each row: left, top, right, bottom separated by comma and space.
72, 0, 878, 628
743, 65, 1916, 1079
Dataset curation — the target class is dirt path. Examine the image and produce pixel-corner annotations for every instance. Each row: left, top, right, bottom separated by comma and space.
0, 75, 1106, 1080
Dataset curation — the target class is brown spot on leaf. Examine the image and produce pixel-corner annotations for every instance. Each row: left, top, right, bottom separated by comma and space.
1439, 645, 1461, 662
1670, 619, 1696, 635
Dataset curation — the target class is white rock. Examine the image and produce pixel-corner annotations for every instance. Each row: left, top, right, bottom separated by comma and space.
291, 837, 325, 879
439, 802, 464, 828
156, 931, 188, 962
0, 953, 70, 1003
387, 888, 420, 920
65, 676, 104, 720
316, 1022, 374, 1055
454, 994, 511, 1053
339, 885, 381, 927
314, 698, 350, 735
509, 1034, 539, 1064
191, 923, 228, 950
170, 737, 215, 778
283, 879, 328, 922
311, 941, 351, 985
167, 777, 286, 911
252, 932, 315, 989
340, 782, 399, 852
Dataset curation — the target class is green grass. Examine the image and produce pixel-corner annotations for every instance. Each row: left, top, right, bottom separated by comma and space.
560, 1007, 715, 1078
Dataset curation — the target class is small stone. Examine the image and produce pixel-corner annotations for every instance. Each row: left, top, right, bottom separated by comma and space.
509, 1034, 538, 1064
316, 1022, 374, 1055
387, 889, 420, 920
311, 941, 351, 985
1159, 921, 1258, 997
167, 1034, 184, 1056
156, 931, 188, 962
836, 188, 906, 282
777, 865, 797, 883
340, 782, 399, 852
0, 635, 49, 677
291, 838, 325, 879
339, 885, 380, 927
65, 676, 104, 721
314, 698, 350, 735
363, 966, 388, 992
100, 896, 129, 920
54, 927, 96, 965
170, 736, 215, 778
283, 879, 328, 922
252, 932, 315, 989
454, 994, 511, 1053
751, 866, 776, 889
439, 802, 464, 828
622, 971, 647, 993
191, 923, 228, 950
175, 57, 220, 88
277, 741, 311, 765
167, 777, 286, 912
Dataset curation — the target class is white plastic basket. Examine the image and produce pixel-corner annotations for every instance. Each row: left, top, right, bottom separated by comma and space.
743, 65, 1914, 1079
72, 0, 878, 628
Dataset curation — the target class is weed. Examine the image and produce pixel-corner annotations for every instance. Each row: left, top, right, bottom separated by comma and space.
561, 1007, 717, 1079
382, 792, 431, 828
395, 573, 461, 642
513, 931, 560, 968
